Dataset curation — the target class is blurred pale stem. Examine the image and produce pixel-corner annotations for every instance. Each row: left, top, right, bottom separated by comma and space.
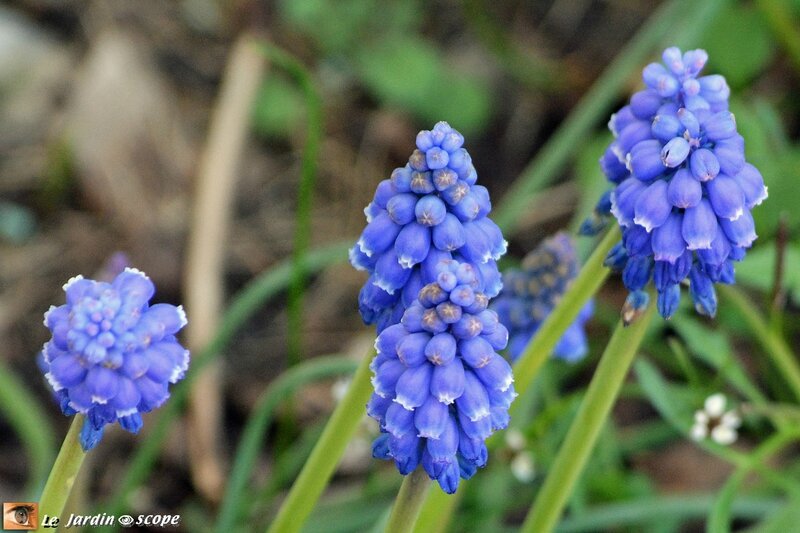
38, 415, 87, 521
521, 305, 656, 533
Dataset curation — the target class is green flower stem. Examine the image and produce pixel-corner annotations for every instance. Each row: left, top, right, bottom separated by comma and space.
511, 226, 619, 406
38, 414, 87, 522
410, 227, 619, 533
266, 348, 375, 533
718, 285, 800, 402
520, 304, 656, 533
0, 358, 56, 497
214, 355, 358, 533
385, 467, 433, 533
255, 43, 324, 366
707, 428, 800, 533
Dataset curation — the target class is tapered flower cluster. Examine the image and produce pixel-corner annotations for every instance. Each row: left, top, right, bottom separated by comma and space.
350, 121, 506, 332
41, 268, 189, 450
367, 259, 515, 493
492, 233, 593, 362
599, 47, 767, 318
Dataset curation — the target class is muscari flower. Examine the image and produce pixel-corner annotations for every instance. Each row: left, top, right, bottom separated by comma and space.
367, 259, 516, 493
492, 233, 593, 362
40, 268, 189, 450
350, 121, 506, 333
596, 47, 767, 319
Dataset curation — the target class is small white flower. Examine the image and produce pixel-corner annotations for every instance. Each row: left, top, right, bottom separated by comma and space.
331, 378, 351, 402
510, 452, 535, 483
505, 428, 527, 452
690, 393, 741, 446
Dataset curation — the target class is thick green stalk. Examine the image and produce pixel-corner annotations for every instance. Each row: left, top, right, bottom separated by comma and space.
512, 226, 618, 406
718, 285, 800, 402
214, 355, 358, 533
385, 468, 433, 533
266, 348, 375, 533
411, 227, 619, 533
521, 305, 656, 533
38, 415, 87, 522
0, 358, 56, 497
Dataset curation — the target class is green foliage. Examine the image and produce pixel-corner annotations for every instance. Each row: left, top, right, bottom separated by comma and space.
354, 38, 491, 135
252, 75, 306, 139
702, 4, 775, 88
736, 243, 800, 302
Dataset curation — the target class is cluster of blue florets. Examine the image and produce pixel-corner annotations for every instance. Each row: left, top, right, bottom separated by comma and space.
492, 233, 593, 362
596, 47, 767, 318
41, 268, 189, 450
350, 121, 505, 333
367, 259, 515, 493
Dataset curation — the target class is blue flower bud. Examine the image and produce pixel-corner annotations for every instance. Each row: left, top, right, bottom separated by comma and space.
630, 90, 663, 119
682, 198, 718, 250
703, 111, 737, 141
713, 135, 745, 176
622, 290, 650, 326
706, 174, 745, 220
604, 242, 629, 272
657, 283, 681, 319
618, 121, 653, 154
697, 225, 732, 267
391, 166, 413, 192
651, 212, 685, 263
720, 209, 757, 248
651, 114, 682, 141
395, 222, 431, 268
623, 255, 653, 291
623, 225, 652, 256
385, 401, 417, 437
667, 168, 702, 208
643, 63, 679, 97
732, 163, 768, 208
689, 148, 720, 182
425, 333, 457, 365
415, 194, 447, 227
430, 360, 465, 404
634, 179, 672, 232
689, 266, 717, 317
677, 108, 701, 138
627, 140, 666, 181
396, 332, 432, 367
358, 211, 401, 257
373, 250, 412, 294
600, 147, 629, 183
661, 137, 690, 168
414, 396, 450, 439
394, 363, 433, 410
410, 171, 435, 194
386, 193, 418, 225
611, 177, 647, 227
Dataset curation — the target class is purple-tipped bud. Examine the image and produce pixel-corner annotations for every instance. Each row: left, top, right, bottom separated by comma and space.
415, 195, 447, 227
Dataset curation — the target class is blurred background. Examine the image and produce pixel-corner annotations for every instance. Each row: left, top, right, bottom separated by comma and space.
1, 0, 799, 531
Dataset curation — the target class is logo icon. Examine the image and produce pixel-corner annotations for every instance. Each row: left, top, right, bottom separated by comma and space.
3, 503, 38, 530
117, 515, 134, 527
